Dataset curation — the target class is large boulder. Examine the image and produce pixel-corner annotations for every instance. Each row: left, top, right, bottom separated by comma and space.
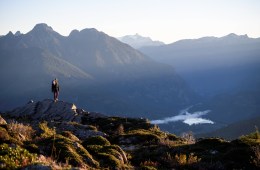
49, 121, 106, 140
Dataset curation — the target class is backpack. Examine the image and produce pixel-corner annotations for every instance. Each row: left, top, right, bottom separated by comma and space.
51, 80, 56, 92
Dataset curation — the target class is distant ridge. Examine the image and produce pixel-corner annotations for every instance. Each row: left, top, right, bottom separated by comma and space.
139, 33, 260, 96
118, 33, 164, 48
139, 33, 260, 135
198, 116, 260, 140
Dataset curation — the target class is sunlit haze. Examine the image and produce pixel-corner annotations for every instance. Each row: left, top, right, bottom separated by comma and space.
1, 0, 260, 43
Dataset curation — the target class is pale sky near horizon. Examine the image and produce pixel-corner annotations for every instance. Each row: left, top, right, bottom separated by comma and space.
0, 0, 260, 43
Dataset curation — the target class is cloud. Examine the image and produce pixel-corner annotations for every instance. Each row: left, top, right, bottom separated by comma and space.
183, 118, 214, 126
150, 107, 214, 126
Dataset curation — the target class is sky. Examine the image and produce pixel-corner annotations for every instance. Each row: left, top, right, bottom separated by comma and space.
0, 0, 260, 43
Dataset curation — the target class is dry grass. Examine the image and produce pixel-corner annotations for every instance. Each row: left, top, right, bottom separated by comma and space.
35, 154, 78, 169
140, 160, 159, 168
159, 138, 183, 147
7, 120, 35, 141
116, 124, 125, 135
181, 131, 195, 144
162, 152, 201, 167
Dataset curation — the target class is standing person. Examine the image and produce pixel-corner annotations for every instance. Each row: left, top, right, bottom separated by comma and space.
51, 78, 60, 102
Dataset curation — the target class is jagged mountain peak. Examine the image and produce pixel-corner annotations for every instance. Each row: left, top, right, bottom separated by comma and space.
14, 31, 22, 36
26, 23, 61, 40
118, 34, 164, 49
223, 33, 248, 38
6, 31, 14, 36
31, 23, 54, 33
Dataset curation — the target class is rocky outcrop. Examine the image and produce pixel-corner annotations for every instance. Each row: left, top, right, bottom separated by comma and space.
2, 99, 108, 140
5, 99, 81, 122
49, 121, 106, 140
4, 99, 106, 123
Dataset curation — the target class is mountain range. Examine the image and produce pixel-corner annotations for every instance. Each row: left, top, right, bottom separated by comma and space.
1, 24, 260, 137
0, 23, 195, 121
139, 33, 260, 97
137, 33, 260, 135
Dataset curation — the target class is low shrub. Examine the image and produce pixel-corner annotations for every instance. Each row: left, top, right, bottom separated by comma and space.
85, 144, 128, 169
240, 130, 260, 145
50, 134, 99, 168
97, 153, 122, 168
0, 143, 37, 169
61, 131, 80, 142
140, 160, 159, 169
39, 121, 56, 138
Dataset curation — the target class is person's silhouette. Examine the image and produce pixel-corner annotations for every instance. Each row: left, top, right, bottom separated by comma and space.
51, 78, 60, 102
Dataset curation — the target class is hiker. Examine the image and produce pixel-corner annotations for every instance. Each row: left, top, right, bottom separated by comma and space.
51, 78, 60, 102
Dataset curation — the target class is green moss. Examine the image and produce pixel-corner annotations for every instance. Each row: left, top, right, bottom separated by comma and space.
240, 130, 260, 145
84, 143, 128, 169
97, 153, 122, 168
39, 121, 56, 138
36, 134, 99, 168
128, 129, 158, 136
83, 136, 111, 146
123, 129, 161, 145
101, 145, 123, 161
85, 144, 103, 153
61, 131, 80, 142
53, 135, 99, 168
85, 144, 124, 156
81, 115, 152, 134
67, 121, 97, 131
